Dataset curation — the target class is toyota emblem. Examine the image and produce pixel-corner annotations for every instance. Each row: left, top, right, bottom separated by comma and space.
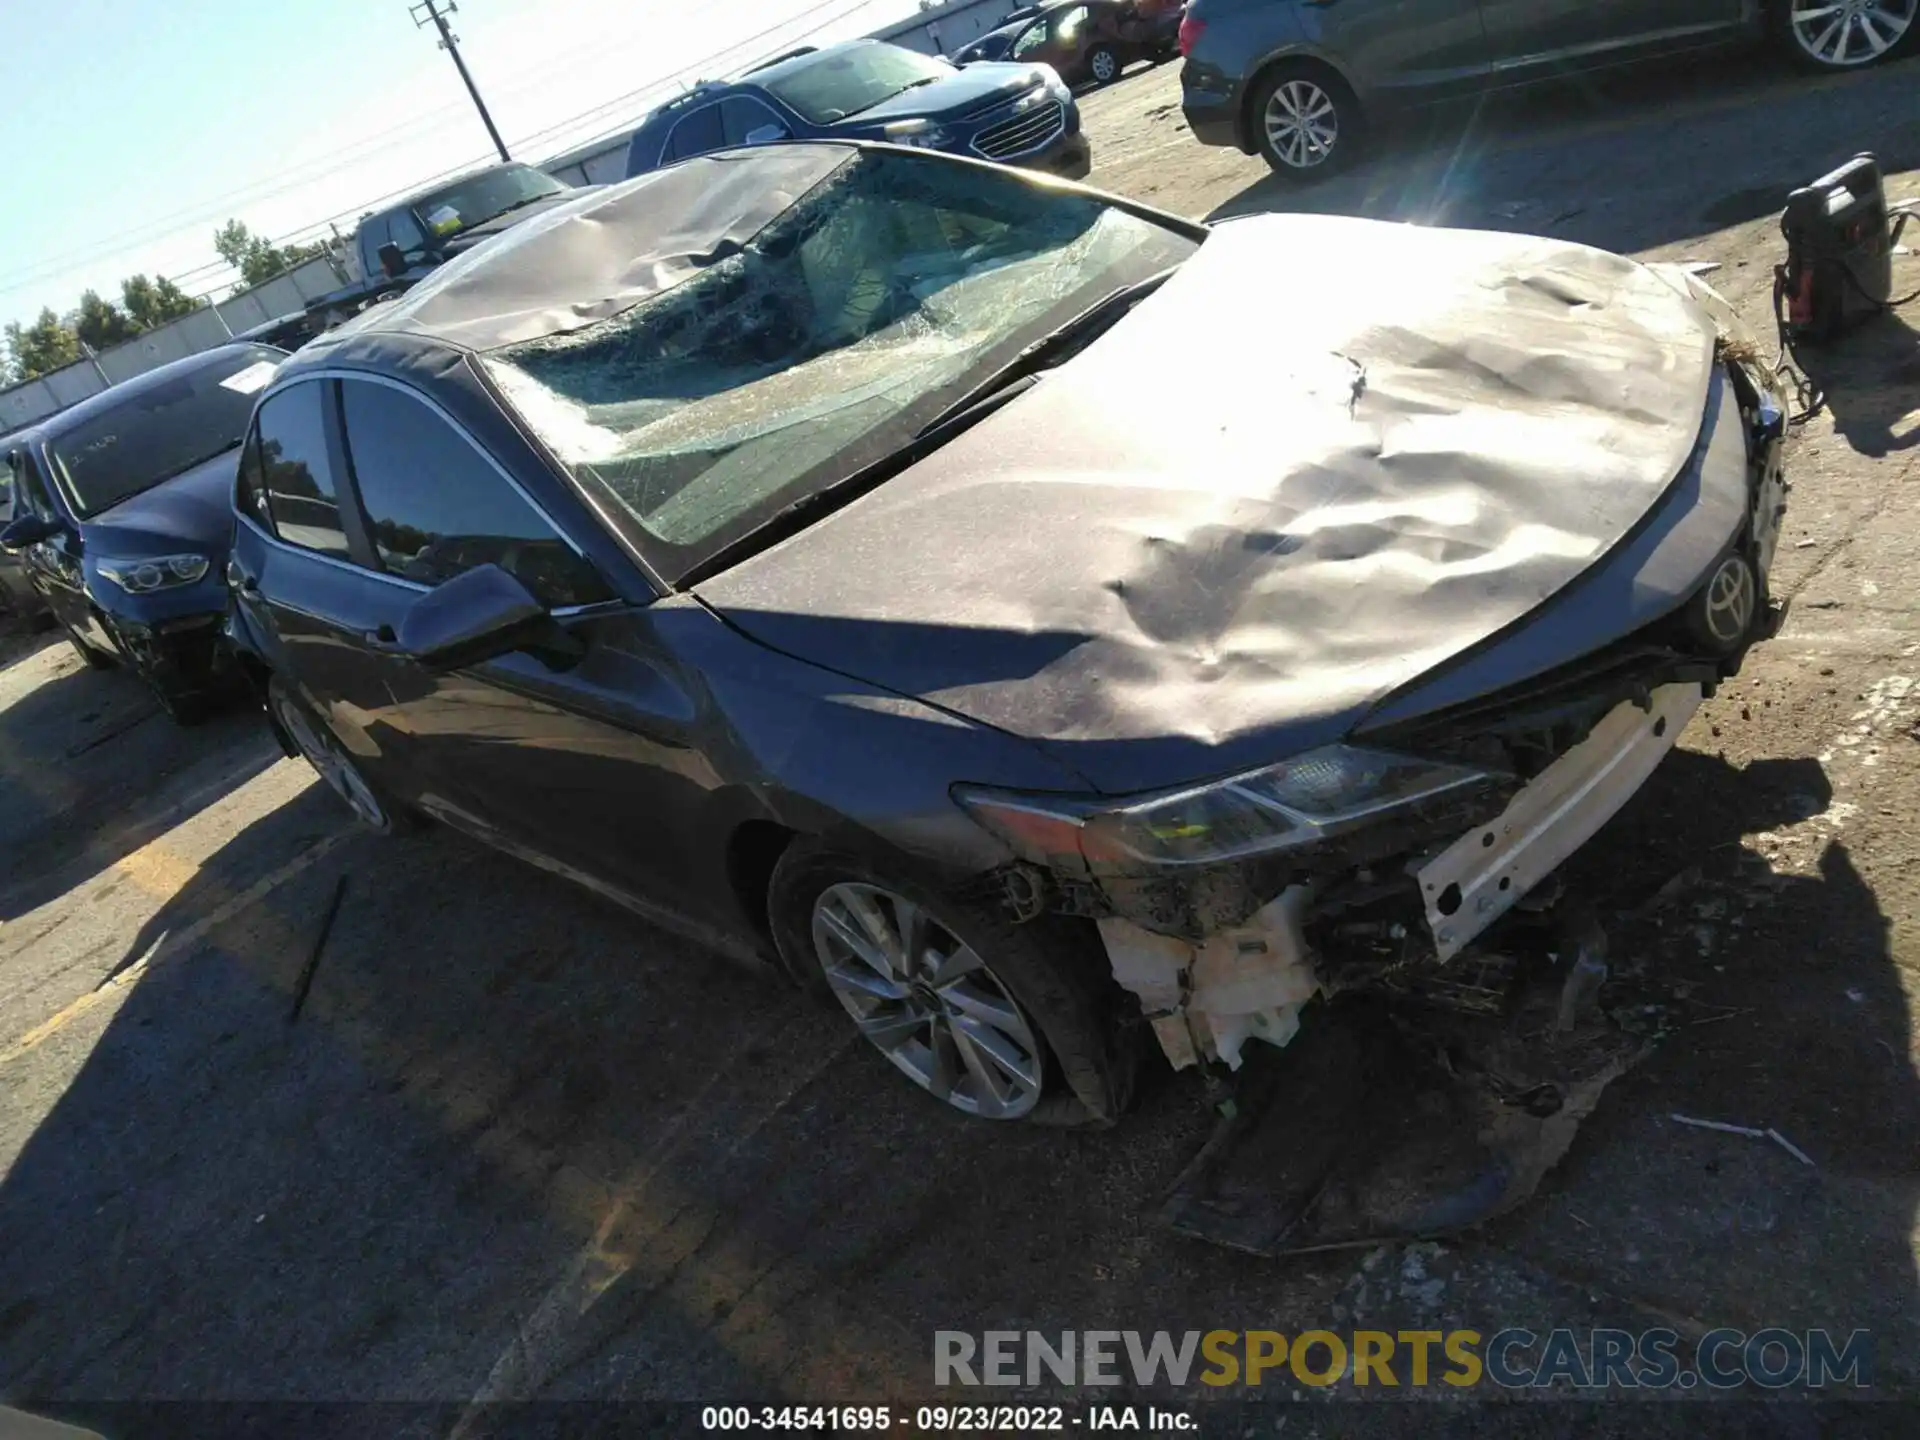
1701, 554, 1757, 647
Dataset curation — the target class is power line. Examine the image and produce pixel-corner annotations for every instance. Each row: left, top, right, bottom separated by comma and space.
2, 0, 905, 311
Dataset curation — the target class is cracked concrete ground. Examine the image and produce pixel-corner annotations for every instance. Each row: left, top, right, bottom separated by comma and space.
2, 47, 1917, 1437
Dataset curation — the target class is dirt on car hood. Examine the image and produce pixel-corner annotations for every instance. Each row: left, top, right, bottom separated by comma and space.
693, 213, 1721, 794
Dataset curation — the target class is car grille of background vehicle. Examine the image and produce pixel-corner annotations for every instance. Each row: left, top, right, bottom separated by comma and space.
973, 102, 1066, 160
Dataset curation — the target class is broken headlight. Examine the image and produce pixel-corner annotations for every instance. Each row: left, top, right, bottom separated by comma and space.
956, 746, 1493, 868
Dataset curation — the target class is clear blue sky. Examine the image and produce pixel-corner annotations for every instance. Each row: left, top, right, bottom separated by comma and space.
0, 0, 915, 331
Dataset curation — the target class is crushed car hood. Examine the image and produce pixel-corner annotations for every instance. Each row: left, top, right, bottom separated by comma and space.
694, 213, 1721, 794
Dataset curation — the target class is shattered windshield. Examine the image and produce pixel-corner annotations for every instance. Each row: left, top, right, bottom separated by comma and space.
46, 345, 283, 518
484, 151, 1197, 582
761, 45, 954, 124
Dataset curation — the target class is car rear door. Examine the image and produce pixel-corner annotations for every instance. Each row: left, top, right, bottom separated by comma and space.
1477, 0, 1745, 84
1306, 0, 1492, 105
328, 375, 728, 919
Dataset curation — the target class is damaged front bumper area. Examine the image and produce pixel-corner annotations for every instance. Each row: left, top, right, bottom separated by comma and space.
959, 353, 1790, 1075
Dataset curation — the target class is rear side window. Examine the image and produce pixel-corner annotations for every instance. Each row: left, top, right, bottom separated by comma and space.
253, 382, 350, 557
337, 380, 612, 608
664, 104, 725, 162
358, 216, 391, 277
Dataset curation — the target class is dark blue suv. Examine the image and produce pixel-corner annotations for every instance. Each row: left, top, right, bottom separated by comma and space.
622, 40, 1090, 180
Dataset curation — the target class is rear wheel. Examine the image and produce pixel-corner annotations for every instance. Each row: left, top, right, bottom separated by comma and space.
268, 676, 414, 835
767, 839, 1140, 1126
1087, 43, 1121, 85
1776, 0, 1916, 68
1248, 64, 1361, 180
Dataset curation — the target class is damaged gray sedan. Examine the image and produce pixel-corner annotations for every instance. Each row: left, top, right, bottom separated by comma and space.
234, 142, 1788, 1145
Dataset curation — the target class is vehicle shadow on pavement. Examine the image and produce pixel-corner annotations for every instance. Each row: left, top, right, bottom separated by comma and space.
1492, 744, 1920, 1397
0, 653, 277, 923
1206, 54, 1920, 264
2, 727, 1914, 1420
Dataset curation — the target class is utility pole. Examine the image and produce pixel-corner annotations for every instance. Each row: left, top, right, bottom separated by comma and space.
409, 0, 510, 162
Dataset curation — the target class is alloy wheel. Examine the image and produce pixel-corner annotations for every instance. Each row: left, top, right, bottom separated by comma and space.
1788, 0, 1915, 65
275, 693, 389, 829
1262, 79, 1339, 172
811, 882, 1046, 1119
1089, 48, 1118, 83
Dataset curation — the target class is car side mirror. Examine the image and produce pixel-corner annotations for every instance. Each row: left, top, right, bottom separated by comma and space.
395, 563, 579, 673
377, 242, 408, 278
743, 123, 790, 145
0, 513, 60, 552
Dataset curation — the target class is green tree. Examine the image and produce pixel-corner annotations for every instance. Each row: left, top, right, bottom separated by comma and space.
3, 310, 83, 382
121, 273, 200, 330
71, 290, 141, 352
214, 219, 330, 289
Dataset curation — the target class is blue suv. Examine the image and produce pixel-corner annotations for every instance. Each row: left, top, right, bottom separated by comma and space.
622, 40, 1091, 180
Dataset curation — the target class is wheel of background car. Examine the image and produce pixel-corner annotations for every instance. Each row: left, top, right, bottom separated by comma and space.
268, 676, 414, 836
1088, 43, 1120, 84
1776, 0, 1916, 69
765, 838, 1141, 1126
1249, 65, 1359, 180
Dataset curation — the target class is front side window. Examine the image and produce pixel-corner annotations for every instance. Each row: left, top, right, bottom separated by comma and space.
43, 344, 283, 518
409, 164, 565, 239
253, 381, 350, 557
484, 149, 1198, 582
1011, 22, 1050, 57
762, 45, 954, 124
337, 380, 612, 608
387, 208, 428, 257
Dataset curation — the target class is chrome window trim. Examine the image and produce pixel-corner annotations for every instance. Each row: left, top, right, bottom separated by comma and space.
233, 509, 606, 620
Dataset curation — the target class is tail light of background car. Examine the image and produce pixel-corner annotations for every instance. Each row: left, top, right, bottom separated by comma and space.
1177, 12, 1206, 56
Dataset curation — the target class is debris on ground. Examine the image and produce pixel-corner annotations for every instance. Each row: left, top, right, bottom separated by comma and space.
287, 876, 349, 1024
1669, 1112, 1816, 1167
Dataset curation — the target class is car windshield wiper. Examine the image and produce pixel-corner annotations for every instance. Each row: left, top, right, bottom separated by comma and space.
912, 267, 1176, 440
483, 194, 557, 220
677, 376, 1041, 589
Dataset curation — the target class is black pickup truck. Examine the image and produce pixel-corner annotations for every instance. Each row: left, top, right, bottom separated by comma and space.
305, 161, 590, 326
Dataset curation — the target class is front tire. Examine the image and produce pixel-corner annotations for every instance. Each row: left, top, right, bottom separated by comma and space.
767, 839, 1139, 1126
1087, 44, 1121, 86
1248, 64, 1360, 180
1775, 0, 1916, 69
268, 676, 415, 835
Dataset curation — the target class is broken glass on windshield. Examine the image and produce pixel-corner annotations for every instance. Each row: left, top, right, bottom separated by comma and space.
483, 151, 1197, 577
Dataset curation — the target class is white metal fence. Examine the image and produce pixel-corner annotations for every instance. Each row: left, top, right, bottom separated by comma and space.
0, 252, 350, 431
